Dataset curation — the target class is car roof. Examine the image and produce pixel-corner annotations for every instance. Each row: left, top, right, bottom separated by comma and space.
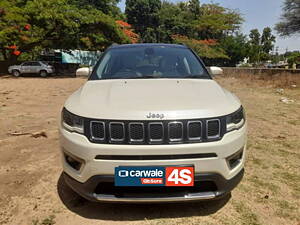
109, 43, 188, 49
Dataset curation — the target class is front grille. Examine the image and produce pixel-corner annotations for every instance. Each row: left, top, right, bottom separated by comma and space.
86, 117, 224, 145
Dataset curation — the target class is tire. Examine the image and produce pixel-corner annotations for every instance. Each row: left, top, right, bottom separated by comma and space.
12, 70, 21, 77
40, 70, 48, 78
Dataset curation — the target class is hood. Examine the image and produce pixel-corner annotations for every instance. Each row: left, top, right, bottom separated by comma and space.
65, 79, 241, 120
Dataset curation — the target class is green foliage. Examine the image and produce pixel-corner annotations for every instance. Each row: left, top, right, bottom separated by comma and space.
276, 0, 300, 36
0, 0, 128, 62
157, 1, 243, 41
0, 0, 277, 64
248, 29, 262, 63
125, 0, 243, 60
261, 27, 276, 55
220, 33, 248, 66
172, 35, 229, 59
194, 4, 243, 40
247, 27, 276, 63
249, 29, 261, 46
142, 27, 158, 42
157, 1, 191, 43
286, 51, 300, 66
187, 0, 201, 19
69, 0, 123, 18
125, 0, 161, 39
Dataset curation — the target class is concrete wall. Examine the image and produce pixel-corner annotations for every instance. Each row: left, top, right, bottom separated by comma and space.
222, 67, 300, 76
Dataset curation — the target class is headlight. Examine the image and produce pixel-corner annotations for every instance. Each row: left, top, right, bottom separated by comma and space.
226, 106, 245, 132
61, 108, 84, 134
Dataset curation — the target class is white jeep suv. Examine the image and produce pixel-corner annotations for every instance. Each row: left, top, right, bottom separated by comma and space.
59, 44, 247, 203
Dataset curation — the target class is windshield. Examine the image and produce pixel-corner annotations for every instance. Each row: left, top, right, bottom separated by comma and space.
89, 46, 210, 80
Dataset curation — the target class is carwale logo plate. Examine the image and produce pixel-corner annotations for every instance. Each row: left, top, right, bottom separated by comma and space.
115, 166, 194, 187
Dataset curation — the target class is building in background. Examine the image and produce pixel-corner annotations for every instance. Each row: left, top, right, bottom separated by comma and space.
40, 50, 102, 66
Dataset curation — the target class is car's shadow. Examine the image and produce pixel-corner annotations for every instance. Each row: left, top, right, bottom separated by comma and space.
57, 173, 231, 221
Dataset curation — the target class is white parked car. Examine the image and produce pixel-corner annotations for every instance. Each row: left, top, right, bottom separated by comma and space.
59, 44, 247, 203
8, 61, 54, 77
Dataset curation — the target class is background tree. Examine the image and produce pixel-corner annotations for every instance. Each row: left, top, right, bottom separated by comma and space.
275, 0, 300, 36
220, 33, 248, 66
0, 0, 128, 63
116, 20, 139, 43
285, 51, 300, 67
261, 27, 276, 60
194, 4, 243, 40
248, 29, 262, 63
69, 0, 123, 18
172, 35, 228, 60
2, 0, 277, 66
187, 0, 201, 19
126, 0, 243, 47
125, 0, 161, 41
158, 1, 188, 42
247, 28, 276, 63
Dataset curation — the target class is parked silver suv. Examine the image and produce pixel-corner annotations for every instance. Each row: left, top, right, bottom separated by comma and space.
8, 61, 54, 77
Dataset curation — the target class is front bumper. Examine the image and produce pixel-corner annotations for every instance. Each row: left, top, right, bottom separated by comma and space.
59, 123, 247, 202
63, 169, 244, 202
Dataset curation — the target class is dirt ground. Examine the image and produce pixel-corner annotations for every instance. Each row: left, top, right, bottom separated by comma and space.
0, 75, 299, 225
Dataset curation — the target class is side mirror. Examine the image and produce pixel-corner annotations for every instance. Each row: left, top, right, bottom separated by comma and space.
209, 66, 223, 76
76, 67, 92, 77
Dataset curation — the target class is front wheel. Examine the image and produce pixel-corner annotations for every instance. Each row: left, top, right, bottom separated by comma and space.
40, 70, 48, 77
12, 70, 21, 77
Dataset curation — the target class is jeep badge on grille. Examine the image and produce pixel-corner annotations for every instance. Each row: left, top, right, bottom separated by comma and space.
146, 112, 164, 119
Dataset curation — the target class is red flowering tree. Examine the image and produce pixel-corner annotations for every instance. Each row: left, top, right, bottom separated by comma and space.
171, 35, 228, 59
0, 0, 128, 63
3, 25, 31, 58
116, 20, 139, 43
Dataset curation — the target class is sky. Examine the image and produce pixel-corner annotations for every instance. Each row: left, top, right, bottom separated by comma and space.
118, 0, 300, 53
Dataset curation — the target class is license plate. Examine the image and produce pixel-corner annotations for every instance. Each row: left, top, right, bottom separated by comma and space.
115, 166, 194, 187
